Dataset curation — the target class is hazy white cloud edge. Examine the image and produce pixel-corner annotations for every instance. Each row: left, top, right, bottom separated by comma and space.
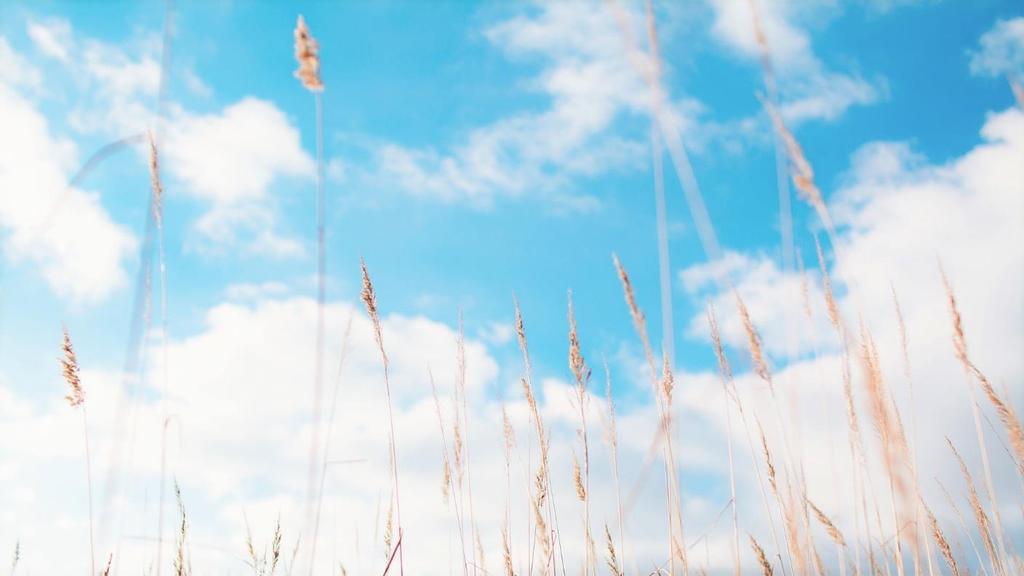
2, 104, 1021, 574
0, 17, 315, 304
970, 16, 1024, 78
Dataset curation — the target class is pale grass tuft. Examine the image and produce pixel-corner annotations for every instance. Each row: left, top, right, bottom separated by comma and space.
749, 534, 774, 576
573, 455, 586, 502
735, 292, 773, 393
293, 15, 323, 92
921, 499, 961, 576
147, 130, 163, 229
807, 497, 846, 547
947, 438, 1000, 574
61, 327, 84, 407
605, 524, 623, 576
942, 272, 1024, 475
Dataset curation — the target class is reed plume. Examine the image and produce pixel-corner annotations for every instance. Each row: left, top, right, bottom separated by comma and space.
360, 261, 404, 575
605, 524, 622, 576
947, 438, 1001, 576
750, 535, 775, 576
293, 16, 323, 92
60, 327, 94, 576
921, 499, 961, 576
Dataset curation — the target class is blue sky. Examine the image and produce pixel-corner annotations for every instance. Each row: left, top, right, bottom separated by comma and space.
1, 1, 1023, 574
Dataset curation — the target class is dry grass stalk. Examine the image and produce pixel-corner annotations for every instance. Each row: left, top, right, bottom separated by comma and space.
942, 275, 1024, 476
921, 500, 961, 576
61, 328, 84, 407
502, 522, 514, 576
814, 238, 841, 334
757, 419, 778, 497
174, 482, 190, 576
147, 130, 164, 229
360, 261, 404, 575
750, 535, 775, 576
735, 293, 773, 393
807, 498, 846, 547
293, 16, 323, 92
567, 293, 595, 574
612, 255, 658, 384
60, 327, 94, 576
605, 524, 623, 576
429, 373, 468, 572
947, 438, 1002, 576
758, 95, 836, 241
1011, 78, 1024, 111
600, 360, 627, 573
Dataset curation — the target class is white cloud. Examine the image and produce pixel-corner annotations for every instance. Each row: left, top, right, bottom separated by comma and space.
0, 37, 42, 90
27, 18, 73, 63
0, 43, 136, 302
365, 2, 654, 208
706, 0, 884, 124
162, 97, 315, 257
969, 17, 1024, 78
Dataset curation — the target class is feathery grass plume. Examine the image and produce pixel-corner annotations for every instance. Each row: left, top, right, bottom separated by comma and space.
814, 237, 841, 333
61, 327, 84, 407
1011, 78, 1024, 111
572, 455, 586, 502
947, 438, 1002, 576
807, 498, 846, 547
612, 254, 658, 383
501, 522, 514, 576
384, 498, 394, 558
605, 524, 623, 576
757, 418, 778, 497
360, 261, 404, 574
735, 292, 773, 393
758, 94, 836, 244
859, 326, 913, 569
293, 16, 323, 92
921, 499, 961, 576
146, 131, 164, 230
942, 273, 1024, 476
750, 535, 775, 576
60, 327, 94, 576
173, 482, 191, 576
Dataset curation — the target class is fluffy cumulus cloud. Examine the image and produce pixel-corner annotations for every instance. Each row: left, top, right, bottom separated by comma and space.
707, 0, 884, 124
163, 98, 315, 257
0, 39, 136, 302
969, 17, 1024, 79
23, 17, 315, 261
366, 2, 657, 208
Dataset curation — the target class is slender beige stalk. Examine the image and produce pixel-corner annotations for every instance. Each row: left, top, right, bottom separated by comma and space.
601, 359, 627, 573
568, 294, 594, 575
502, 521, 514, 576
947, 438, 1002, 576
709, 305, 791, 576
612, 256, 687, 575
61, 328, 94, 576
173, 482, 190, 576
429, 373, 468, 574
920, 499, 961, 576
360, 261, 404, 575
807, 498, 846, 548
736, 293, 773, 393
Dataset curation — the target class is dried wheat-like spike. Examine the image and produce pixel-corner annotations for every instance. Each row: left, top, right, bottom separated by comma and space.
61, 327, 84, 407
943, 272, 1024, 474
502, 522, 514, 576
736, 292, 773, 392
573, 455, 586, 502
807, 497, 846, 547
947, 438, 999, 573
605, 523, 623, 576
921, 499, 961, 576
568, 292, 591, 389
660, 355, 675, 406
612, 254, 657, 380
147, 130, 163, 228
814, 237, 841, 333
749, 535, 774, 576
293, 15, 323, 92
1011, 78, 1024, 111
174, 482, 190, 576
757, 417, 777, 496
759, 95, 833, 235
